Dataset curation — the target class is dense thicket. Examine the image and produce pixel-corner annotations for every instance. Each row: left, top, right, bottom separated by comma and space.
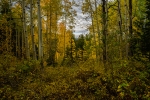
0, 1, 18, 55
132, 0, 150, 61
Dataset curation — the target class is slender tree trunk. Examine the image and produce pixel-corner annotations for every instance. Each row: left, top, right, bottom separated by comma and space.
54, 12, 58, 64
89, 0, 98, 63
117, 0, 123, 59
102, 0, 108, 67
46, 11, 49, 58
30, 0, 36, 60
6, 26, 8, 53
129, 0, 133, 56
64, 1, 67, 59
117, 0, 122, 34
18, 28, 21, 58
24, 0, 29, 59
94, 0, 101, 66
49, 1, 52, 60
27, 24, 30, 59
16, 28, 18, 57
22, 0, 25, 59
70, 37, 73, 62
37, 0, 43, 60
124, 0, 128, 58
22, 0, 29, 59
9, 0, 12, 54
21, 27, 24, 58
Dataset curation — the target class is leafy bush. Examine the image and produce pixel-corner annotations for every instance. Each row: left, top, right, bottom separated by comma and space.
0, 56, 150, 100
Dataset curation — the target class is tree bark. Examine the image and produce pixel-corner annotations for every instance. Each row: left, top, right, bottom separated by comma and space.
129, 0, 133, 56
102, 0, 108, 66
24, 0, 29, 59
46, 10, 49, 59
49, 1, 52, 60
22, 0, 29, 59
37, 0, 43, 60
64, 0, 67, 59
124, 0, 129, 58
30, 0, 36, 60
18, 28, 21, 58
117, 0, 123, 59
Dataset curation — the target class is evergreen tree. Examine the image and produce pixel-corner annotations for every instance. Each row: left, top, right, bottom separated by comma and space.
141, 0, 150, 60
0, 1, 17, 55
133, 0, 150, 61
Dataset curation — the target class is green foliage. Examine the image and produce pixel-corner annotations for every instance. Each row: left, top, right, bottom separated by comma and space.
133, 0, 150, 60
16, 60, 40, 74
0, 56, 150, 100
75, 34, 85, 50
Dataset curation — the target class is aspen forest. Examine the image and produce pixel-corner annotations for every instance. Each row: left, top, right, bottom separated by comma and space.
0, 0, 150, 99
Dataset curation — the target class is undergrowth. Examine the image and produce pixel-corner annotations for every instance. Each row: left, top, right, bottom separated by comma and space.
0, 55, 150, 100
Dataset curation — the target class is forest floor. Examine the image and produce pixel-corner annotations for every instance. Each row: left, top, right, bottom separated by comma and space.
0, 55, 150, 100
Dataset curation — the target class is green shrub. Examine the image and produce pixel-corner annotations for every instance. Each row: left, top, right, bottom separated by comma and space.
0, 57, 150, 100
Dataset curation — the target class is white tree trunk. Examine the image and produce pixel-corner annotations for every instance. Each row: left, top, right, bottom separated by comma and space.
37, 0, 43, 60
117, 0, 123, 59
30, 0, 36, 60
22, 0, 25, 58
22, 0, 29, 59
124, 0, 129, 57
63, 0, 67, 59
